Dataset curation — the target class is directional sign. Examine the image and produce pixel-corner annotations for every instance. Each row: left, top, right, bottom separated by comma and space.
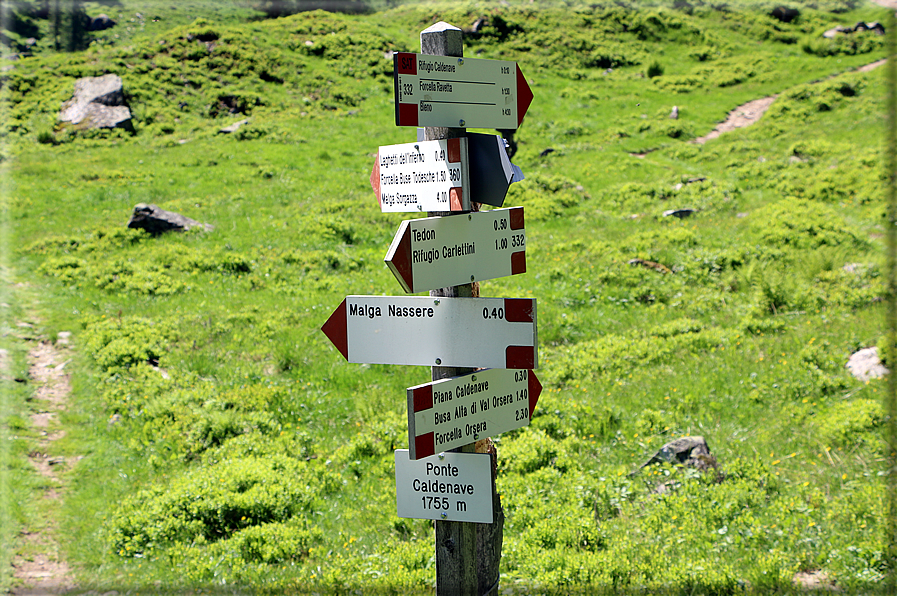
468, 133, 515, 207
385, 207, 526, 294
395, 449, 493, 523
370, 138, 470, 213
394, 52, 533, 129
321, 296, 537, 369
407, 368, 542, 460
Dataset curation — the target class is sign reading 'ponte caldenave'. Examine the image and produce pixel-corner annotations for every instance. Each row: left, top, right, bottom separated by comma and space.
370, 138, 470, 213
393, 52, 533, 130
395, 449, 494, 523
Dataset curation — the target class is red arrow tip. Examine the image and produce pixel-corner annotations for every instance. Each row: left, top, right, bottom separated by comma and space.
517, 65, 533, 127
386, 222, 413, 293
528, 371, 542, 416
321, 299, 349, 360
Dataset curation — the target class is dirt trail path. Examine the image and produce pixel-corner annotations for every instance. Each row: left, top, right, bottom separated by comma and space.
10, 335, 77, 595
693, 53, 888, 144
693, 95, 779, 144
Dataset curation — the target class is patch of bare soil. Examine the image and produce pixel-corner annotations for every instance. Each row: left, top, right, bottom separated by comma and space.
10, 337, 77, 595
693, 56, 888, 144
793, 570, 838, 591
693, 95, 778, 144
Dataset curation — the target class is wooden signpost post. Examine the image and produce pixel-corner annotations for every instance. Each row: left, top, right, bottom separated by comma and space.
322, 21, 534, 596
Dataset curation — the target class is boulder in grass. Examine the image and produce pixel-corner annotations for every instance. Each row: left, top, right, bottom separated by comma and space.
59, 74, 132, 131
127, 203, 213, 235
770, 7, 799, 23
218, 118, 250, 134
846, 347, 889, 382
88, 14, 116, 32
632, 436, 715, 475
663, 208, 696, 218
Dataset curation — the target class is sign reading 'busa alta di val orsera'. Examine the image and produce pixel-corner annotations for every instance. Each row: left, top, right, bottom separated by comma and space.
322, 45, 535, 528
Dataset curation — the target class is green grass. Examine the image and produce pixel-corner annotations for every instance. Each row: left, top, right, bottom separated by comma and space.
1, 0, 894, 593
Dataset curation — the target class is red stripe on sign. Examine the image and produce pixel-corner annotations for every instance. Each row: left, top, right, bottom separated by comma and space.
370, 156, 381, 205
398, 103, 418, 127
509, 206, 525, 230
506, 346, 535, 369
528, 371, 542, 416
396, 53, 417, 75
412, 385, 433, 413
450, 187, 463, 211
516, 65, 533, 127
510, 251, 526, 275
447, 138, 461, 163
391, 224, 414, 293
415, 432, 435, 459
504, 298, 534, 322
321, 299, 349, 360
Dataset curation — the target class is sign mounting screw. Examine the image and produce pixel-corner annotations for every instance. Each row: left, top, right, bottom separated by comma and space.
441, 512, 448, 519
434, 299, 440, 305
438, 453, 445, 460
459, 119, 466, 127
435, 358, 442, 365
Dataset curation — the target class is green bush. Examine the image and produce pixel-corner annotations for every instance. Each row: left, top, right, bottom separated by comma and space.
505, 173, 589, 221
751, 197, 867, 249
82, 316, 178, 372
104, 454, 338, 554
817, 399, 883, 447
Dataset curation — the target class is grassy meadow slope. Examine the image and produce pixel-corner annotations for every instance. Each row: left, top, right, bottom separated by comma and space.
0, 0, 893, 592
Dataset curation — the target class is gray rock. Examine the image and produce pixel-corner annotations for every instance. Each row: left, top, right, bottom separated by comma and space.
823, 25, 851, 39
634, 436, 714, 475
59, 74, 132, 131
823, 22, 885, 39
770, 7, 799, 23
846, 347, 889, 382
88, 14, 116, 32
670, 105, 679, 119
662, 208, 695, 218
218, 118, 250, 134
127, 203, 213, 235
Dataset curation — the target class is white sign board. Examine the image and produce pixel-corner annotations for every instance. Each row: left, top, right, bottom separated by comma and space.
370, 138, 470, 213
384, 207, 526, 293
321, 296, 537, 369
394, 53, 533, 130
407, 368, 542, 460
395, 449, 493, 524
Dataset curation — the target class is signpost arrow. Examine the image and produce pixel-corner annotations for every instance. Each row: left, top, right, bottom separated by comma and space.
384, 207, 526, 294
393, 52, 533, 130
407, 368, 542, 460
395, 450, 494, 523
370, 138, 470, 213
468, 133, 516, 208
321, 296, 537, 369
